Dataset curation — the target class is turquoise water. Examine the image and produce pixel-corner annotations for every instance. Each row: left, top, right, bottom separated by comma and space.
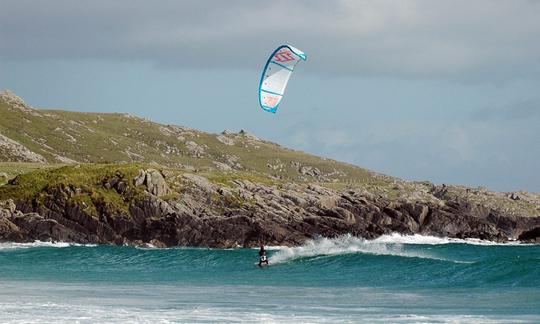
1, 234, 539, 323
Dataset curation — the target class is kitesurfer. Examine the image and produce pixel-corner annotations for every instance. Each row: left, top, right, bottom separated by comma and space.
258, 245, 269, 267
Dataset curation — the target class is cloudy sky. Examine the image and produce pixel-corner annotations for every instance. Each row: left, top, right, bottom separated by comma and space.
1, 0, 539, 192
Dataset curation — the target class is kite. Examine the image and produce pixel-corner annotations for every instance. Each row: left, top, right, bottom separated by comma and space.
258, 45, 307, 113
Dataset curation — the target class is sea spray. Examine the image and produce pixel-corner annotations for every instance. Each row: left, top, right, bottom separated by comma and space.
269, 234, 472, 264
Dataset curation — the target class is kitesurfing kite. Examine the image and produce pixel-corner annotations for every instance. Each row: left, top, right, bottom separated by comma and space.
258, 45, 307, 113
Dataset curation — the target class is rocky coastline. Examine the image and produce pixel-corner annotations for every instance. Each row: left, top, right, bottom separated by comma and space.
1, 167, 539, 247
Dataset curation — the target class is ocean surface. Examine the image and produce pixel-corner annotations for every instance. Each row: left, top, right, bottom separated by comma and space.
0, 234, 539, 323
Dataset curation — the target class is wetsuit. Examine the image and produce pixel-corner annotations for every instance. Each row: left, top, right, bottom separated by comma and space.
258, 247, 269, 266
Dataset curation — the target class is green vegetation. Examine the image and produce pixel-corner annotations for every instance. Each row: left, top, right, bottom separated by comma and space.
0, 164, 152, 218
0, 162, 64, 185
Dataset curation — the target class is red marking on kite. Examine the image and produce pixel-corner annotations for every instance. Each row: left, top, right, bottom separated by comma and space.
264, 95, 280, 106
274, 51, 295, 63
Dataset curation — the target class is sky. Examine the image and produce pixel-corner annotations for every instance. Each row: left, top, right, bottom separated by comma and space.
1, 0, 539, 192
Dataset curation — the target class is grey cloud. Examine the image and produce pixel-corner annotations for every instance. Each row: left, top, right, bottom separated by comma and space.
471, 100, 540, 122
2, 0, 540, 81
283, 118, 540, 191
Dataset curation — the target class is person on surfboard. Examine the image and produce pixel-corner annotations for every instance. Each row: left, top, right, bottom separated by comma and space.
258, 245, 269, 267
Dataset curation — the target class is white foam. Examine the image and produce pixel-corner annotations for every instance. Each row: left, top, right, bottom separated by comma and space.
0, 301, 534, 324
0, 241, 96, 250
372, 233, 531, 246
251, 246, 286, 251
269, 234, 465, 264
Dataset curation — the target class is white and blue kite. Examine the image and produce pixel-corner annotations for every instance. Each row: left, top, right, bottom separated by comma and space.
258, 45, 307, 113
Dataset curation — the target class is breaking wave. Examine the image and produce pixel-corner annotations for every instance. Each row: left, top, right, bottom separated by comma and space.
0, 232, 528, 252
0, 241, 96, 250
269, 234, 475, 264
371, 233, 529, 246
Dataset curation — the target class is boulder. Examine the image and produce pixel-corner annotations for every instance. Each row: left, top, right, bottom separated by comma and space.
239, 129, 260, 141
133, 169, 170, 197
216, 135, 235, 146
213, 161, 233, 171
134, 169, 146, 186
146, 169, 170, 196
182, 173, 218, 193
0, 199, 17, 214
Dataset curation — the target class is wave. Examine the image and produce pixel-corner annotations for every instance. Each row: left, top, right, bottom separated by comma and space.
0, 232, 530, 252
0, 241, 96, 250
269, 234, 470, 265
371, 233, 529, 246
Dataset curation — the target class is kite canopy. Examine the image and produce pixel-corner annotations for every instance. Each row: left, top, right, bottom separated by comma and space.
258, 45, 307, 113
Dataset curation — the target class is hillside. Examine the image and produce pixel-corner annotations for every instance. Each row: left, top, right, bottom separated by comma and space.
0, 90, 377, 183
0, 90, 539, 246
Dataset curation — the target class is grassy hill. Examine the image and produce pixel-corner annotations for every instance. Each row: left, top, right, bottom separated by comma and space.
0, 90, 382, 184
1, 90, 539, 218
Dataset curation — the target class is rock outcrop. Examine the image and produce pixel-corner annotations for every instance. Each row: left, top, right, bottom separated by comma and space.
1, 169, 538, 247
133, 169, 170, 196
0, 133, 47, 163
0, 90, 31, 111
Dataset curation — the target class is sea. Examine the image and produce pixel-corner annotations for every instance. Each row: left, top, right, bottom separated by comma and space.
0, 234, 539, 323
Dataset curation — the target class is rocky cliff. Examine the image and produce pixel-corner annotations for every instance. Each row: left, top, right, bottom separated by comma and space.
1, 165, 538, 247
